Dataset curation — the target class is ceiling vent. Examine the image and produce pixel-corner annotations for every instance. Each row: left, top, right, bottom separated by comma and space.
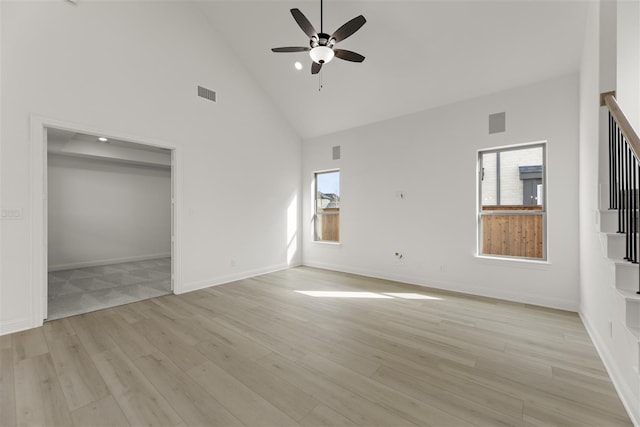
198, 86, 217, 103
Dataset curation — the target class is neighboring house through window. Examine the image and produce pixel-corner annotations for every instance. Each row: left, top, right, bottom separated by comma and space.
478, 143, 546, 259
315, 170, 340, 242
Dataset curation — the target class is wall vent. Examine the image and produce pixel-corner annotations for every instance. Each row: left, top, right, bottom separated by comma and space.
489, 112, 506, 134
332, 145, 341, 160
198, 86, 217, 103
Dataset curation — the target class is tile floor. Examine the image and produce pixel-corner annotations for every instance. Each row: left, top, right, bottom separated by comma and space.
47, 257, 171, 320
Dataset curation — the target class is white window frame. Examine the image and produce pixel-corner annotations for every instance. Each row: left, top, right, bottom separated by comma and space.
314, 169, 340, 243
477, 142, 547, 261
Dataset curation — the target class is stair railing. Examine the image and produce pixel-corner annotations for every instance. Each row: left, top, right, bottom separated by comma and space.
602, 91, 640, 294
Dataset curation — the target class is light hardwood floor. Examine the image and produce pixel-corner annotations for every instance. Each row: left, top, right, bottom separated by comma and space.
0, 267, 632, 426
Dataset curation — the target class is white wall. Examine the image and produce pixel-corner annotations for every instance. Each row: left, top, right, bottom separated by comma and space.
617, 0, 640, 131
0, 1, 301, 334
302, 74, 580, 311
579, 1, 639, 422
47, 154, 171, 270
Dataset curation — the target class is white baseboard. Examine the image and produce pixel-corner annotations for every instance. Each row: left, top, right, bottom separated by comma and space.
48, 253, 171, 272
580, 311, 639, 427
177, 262, 298, 294
301, 260, 578, 312
0, 317, 35, 336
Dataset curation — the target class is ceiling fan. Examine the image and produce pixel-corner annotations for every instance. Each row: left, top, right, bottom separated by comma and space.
271, 0, 366, 74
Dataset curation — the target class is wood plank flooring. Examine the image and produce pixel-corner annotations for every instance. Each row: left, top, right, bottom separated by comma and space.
1, 266, 632, 426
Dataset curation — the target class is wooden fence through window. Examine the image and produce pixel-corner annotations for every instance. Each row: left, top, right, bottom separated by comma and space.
481, 205, 543, 259
319, 208, 339, 242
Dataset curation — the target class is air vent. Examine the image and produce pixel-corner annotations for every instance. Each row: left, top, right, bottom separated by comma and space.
198, 86, 217, 103
332, 145, 341, 160
489, 112, 506, 134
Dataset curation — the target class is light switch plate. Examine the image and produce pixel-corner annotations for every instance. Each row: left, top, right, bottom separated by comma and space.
1, 208, 23, 220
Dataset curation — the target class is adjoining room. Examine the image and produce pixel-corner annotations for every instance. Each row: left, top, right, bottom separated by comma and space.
46, 128, 173, 320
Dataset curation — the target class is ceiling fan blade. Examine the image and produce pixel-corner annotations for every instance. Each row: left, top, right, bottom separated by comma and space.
271, 47, 311, 53
334, 49, 365, 63
331, 15, 366, 43
290, 8, 317, 39
311, 62, 322, 74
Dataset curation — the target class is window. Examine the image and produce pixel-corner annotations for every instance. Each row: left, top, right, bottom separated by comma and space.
478, 143, 545, 260
314, 170, 340, 242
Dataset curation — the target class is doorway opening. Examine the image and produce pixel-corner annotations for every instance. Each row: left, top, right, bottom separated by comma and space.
44, 127, 175, 320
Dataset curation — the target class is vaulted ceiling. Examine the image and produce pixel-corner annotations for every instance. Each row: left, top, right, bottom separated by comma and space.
198, 1, 588, 139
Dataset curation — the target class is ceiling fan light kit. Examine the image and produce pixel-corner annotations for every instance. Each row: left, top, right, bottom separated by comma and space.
271, 0, 366, 75
310, 46, 334, 64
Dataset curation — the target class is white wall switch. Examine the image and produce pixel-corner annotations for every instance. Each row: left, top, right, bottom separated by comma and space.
1, 208, 23, 220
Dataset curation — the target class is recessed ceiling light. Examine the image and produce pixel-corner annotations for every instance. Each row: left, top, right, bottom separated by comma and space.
294, 62, 303, 71
98, 137, 108, 142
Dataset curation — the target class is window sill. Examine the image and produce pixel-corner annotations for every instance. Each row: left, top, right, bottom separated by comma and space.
312, 241, 341, 247
474, 254, 551, 269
